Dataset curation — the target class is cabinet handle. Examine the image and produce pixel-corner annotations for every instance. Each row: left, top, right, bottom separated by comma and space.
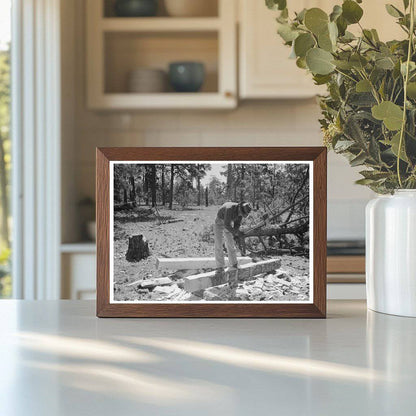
225, 91, 234, 98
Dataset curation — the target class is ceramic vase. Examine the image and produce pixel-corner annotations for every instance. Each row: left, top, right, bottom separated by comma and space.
366, 190, 416, 317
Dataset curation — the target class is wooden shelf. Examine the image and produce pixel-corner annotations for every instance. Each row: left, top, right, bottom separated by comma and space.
101, 17, 221, 32
327, 256, 365, 274
89, 92, 235, 110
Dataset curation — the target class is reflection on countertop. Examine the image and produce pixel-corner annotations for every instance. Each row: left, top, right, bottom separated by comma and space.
0, 300, 415, 415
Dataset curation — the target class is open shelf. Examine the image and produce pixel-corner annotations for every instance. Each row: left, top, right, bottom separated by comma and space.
104, 31, 219, 94
86, 0, 236, 109
101, 17, 221, 32
90, 92, 235, 109
103, 0, 219, 18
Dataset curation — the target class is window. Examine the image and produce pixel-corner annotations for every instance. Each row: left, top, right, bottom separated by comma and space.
0, 0, 11, 298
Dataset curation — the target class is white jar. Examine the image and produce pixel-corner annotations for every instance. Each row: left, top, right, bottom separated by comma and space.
366, 190, 416, 317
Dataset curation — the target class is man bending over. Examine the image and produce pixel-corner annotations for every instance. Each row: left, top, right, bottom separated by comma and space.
214, 201, 252, 271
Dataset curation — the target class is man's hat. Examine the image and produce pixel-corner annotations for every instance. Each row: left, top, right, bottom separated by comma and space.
240, 202, 252, 215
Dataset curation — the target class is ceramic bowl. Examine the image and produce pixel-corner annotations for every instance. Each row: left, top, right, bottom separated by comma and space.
114, 0, 158, 17
168, 62, 205, 93
127, 68, 167, 93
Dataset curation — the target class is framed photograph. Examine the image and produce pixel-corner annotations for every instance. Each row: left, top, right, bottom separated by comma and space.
96, 147, 327, 318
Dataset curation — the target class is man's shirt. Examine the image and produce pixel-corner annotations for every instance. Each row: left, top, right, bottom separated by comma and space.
216, 202, 242, 230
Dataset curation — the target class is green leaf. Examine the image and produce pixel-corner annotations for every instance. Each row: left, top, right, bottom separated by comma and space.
401, 61, 416, 76
375, 56, 395, 70
355, 178, 377, 185
339, 31, 356, 42
369, 136, 381, 162
363, 29, 375, 44
266, 0, 287, 11
382, 132, 409, 162
304, 8, 329, 35
349, 92, 377, 107
330, 5, 343, 22
371, 29, 380, 42
334, 139, 355, 152
328, 21, 338, 45
277, 23, 299, 42
344, 114, 368, 147
350, 53, 368, 69
342, 0, 363, 24
359, 170, 391, 180
356, 79, 372, 92
336, 15, 348, 36
318, 32, 333, 52
350, 152, 368, 167
306, 48, 335, 75
313, 74, 332, 85
295, 8, 307, 22
403, 0, 410, 9
294, 33, 315, 57
407, 82, 416, 99
385, 4, 403, 18
318, 22, 338, 52
333, 59, 353, 70
296, 57, 307, 69
372, 101, 404, 130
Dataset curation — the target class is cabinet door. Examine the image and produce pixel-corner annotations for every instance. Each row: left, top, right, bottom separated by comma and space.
239, 0, 320, 99
238, 0, 403, 99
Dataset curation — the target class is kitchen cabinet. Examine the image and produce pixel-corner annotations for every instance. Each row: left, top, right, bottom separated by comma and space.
239, 0, 323, 99
61, 244, 96, 300
86, 0, 237, 109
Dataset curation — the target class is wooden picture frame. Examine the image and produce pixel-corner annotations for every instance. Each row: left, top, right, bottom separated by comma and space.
96, 147, 327, 318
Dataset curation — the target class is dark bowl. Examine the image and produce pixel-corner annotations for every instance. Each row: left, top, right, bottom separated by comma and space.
114, 0, 158, 17
168, 62, 205, 93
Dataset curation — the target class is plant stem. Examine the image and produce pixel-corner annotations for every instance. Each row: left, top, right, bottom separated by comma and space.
397, 0, 415, 188
334, 68, 357, 83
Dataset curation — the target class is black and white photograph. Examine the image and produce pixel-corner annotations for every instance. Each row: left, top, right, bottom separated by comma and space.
110, 161, 313, 303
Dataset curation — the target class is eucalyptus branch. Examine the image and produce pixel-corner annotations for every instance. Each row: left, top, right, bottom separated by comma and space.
397, 0, 415, 188
267, 0, 416, 193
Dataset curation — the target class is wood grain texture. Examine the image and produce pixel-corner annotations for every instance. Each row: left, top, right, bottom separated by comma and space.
96, 147, 327, 318
327, 256, 365, 274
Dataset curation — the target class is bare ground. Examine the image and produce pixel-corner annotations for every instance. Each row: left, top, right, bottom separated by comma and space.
113, 205, 310, 302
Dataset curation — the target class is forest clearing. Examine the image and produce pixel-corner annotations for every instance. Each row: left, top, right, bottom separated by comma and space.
112, 162, 311, 302
113, 205, 310, 302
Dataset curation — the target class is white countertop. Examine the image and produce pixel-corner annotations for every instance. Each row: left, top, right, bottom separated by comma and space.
0, 300, 415, 416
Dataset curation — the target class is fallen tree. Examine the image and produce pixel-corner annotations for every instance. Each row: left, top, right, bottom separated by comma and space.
243, 221, 309, 237
245, 195, 309, 234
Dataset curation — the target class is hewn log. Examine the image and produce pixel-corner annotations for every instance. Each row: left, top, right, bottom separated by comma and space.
125, 235, 150, 262
127, 277, 172, 288
183, 259, 282, 293
156, 256, 252, 270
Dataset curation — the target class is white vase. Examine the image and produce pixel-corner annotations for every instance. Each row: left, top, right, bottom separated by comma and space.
366, 190, 416, 317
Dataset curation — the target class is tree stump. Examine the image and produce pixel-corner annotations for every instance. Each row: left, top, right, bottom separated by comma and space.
126, 235, 149, 262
